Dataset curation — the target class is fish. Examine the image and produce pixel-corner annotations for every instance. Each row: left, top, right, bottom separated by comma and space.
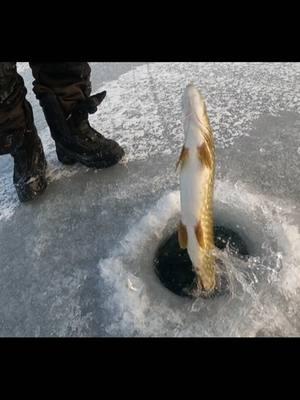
176, 84, 216, 293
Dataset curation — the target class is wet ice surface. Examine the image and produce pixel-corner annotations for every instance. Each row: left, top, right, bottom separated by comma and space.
0, 62, 299, 336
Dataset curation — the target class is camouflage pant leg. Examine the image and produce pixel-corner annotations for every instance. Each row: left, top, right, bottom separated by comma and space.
0, 62, 28, 154
29, 62, 92, 117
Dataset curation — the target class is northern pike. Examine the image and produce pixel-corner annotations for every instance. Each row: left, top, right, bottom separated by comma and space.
176, 84, 216, 293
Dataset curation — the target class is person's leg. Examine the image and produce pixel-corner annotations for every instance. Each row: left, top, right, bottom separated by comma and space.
0, 62, 47, 202
0, 62, 28, 152
30, 62, 124, 168
30, 62, 92, 116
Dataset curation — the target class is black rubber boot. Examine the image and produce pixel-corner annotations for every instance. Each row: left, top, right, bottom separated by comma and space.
10, 101, 47, 202
40, 91, 125, 168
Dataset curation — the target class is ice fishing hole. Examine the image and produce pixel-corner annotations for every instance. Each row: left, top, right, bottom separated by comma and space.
154, 225, 250, 298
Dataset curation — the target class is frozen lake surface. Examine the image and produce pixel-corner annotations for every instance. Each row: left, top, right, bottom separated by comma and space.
0, 62, 299, 336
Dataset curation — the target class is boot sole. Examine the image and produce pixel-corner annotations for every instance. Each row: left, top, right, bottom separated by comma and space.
56, 143, 124, 169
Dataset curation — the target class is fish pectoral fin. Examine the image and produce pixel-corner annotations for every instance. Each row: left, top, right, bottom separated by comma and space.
197, 143, 213, 170
194, 220, 205, 249
178, 221, 188, 249
176, 146, 189, 171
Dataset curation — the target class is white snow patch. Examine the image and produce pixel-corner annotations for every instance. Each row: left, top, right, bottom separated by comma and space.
16, 62, 30, 73
0, 170, 19, 221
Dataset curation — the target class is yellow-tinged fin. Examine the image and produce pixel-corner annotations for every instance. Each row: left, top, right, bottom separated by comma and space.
178, 221, 188, 249
197, 143, 212, 170
176, 146, 189, 171
194, 220, 205, 249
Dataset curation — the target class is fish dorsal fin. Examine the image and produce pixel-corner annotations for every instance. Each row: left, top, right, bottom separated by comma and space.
197, 142, 213, 170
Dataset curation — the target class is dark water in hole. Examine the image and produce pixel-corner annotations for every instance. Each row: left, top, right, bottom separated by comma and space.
154, 226, 250, 298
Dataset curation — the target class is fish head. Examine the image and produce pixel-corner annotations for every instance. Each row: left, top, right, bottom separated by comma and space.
182, 84, 209, 144
182, 84, 207, 121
